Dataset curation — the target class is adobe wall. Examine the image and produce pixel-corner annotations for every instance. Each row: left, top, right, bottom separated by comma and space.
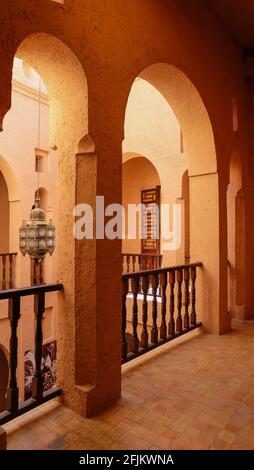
0, 0, 252, 415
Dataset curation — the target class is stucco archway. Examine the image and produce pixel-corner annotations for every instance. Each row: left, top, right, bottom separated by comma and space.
0, 154, 19, 203
0, 154, 20, 261
124, 63, 229, 334
4, 32, 102, 416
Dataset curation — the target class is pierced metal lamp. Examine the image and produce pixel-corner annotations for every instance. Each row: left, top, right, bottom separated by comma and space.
19, 191, 56, 262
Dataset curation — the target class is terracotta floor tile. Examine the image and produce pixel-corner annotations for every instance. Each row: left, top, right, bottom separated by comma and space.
170, 415, 193, 433
4, 320, 254, 450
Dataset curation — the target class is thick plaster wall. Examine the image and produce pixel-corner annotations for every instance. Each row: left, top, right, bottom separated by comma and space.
0, 0, 253, 414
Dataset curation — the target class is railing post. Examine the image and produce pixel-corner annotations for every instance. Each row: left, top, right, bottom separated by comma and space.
127, 255, 130, 273
39, 260, 44, 284
141, 275, 149, 349
132, 255, 136, 272
176, 269, 183, 333
160, 272, 167, 340
184, 267, 190, 329
191, 266, 197, 326
9, 254, 14, 289
130, 277, 139, 354
32, 260, 37, 286
168, 270, 175, 336
32, 291, 45, 402
7, 295, 20, 413
121, 278, 128, 361
2, 255, 6, 290
152, 256, 155, 269
151, 273, 159, 344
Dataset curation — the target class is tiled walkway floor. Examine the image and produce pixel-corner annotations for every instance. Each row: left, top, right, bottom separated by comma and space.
4, 320, 254, 450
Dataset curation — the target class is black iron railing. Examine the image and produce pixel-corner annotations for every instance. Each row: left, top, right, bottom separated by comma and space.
0, 283, 63, 425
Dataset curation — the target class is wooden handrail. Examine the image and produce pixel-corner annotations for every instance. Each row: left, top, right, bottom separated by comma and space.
121, 262, 203, 364
122, 253, 162, 258
122, 253, 163, 273
122, 262, 202, 279
0, 282, 63, 426
0, 283, 63, 300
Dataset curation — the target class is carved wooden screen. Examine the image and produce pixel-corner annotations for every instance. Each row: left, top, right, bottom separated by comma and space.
141, 186, 161, 255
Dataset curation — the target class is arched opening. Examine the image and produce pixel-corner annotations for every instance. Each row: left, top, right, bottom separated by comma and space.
0, 32, 92, 415
227, 151, 245, 319
0, 170, 9, 253
123, 63, 227, 334
122, 155, 161, 255
0, 346, 8, 412
0, 154, 20, 288
123, 75, 188, 267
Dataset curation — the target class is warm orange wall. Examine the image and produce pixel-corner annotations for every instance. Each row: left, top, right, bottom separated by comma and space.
0, 0, 253, 413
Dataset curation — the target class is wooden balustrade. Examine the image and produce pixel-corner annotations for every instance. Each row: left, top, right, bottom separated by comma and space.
122, 253, 162, 273
121, 262, 202, 363
0, 253, 17, 290
0, 283, 63, 426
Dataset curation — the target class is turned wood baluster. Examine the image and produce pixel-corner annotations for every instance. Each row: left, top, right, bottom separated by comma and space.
39, 261, 44, 284
176, 269, 183, 333
32, 291, 45, 402
160, 272, 167, 340
191, 266, 197, 326
7, 296, 20, 413
121, 278, 128, 361
9, 254, 14, 289
130, 277, 139, 354
184, 267, 190, 330
127, 255, 130, 273
2, 255, 6, 290
159, 256, 162, 268
145, 257, 149, 270
151, 273, 159, 344
32, 261, 37, 286
141, 275, 149, 349
132, 255, 136, 272
138, 255, 142, 271
152, 256, 156, 269
168, 270, 175, 336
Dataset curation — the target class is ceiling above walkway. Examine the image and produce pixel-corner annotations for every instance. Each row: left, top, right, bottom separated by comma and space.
208, 0, 254, 50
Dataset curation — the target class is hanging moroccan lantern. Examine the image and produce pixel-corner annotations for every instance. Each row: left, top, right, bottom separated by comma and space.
19, 191, 56, 261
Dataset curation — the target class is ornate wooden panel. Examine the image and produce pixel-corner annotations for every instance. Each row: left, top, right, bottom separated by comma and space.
141, 186, 161, 255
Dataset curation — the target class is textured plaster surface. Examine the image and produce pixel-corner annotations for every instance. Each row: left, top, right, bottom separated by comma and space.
0, 0, 253, 414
